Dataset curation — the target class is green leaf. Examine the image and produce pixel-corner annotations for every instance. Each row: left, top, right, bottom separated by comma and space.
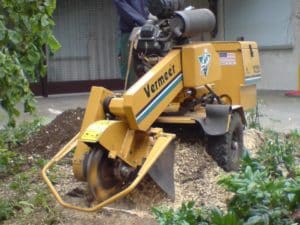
0, 1, 59, 125
18, 201, 34, 215
18, 201, 34, 208
23, 207, 33, 215
0, 21, 6, 41
21, 15, 31, 30
45, 0, 57, 15
39, 64, 48, 76
41, 15, 49, 27
47, 34, 61, 52
7, 30, 22, 44
24, 96, 36, 113
27, 45, 41, 64
245, 215, 262, 225
245, 166, 253, 179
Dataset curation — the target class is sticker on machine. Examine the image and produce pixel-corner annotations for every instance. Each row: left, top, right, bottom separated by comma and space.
81, 120, 115, 142
198, 49, 211, 77
219, 52, 236, 65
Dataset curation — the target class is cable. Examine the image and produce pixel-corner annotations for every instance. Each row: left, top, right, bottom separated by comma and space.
124, 40, 134, 91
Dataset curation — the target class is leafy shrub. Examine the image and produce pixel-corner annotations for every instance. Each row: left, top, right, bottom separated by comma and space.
154, 130, 300, 225
219, 131, 299, 224
219, 166, 299, 224
0, 0, 60, 126
0, 117, 44, 149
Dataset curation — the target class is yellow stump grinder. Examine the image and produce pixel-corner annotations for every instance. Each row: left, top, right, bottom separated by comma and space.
42, 2, 261, 212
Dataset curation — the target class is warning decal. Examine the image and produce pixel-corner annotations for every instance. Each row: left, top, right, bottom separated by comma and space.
219, 52, 236, 66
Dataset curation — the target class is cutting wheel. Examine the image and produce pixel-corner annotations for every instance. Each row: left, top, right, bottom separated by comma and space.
87, 147, 130, 202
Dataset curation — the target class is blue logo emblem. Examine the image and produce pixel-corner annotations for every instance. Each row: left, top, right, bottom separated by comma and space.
198, 49, 211, 77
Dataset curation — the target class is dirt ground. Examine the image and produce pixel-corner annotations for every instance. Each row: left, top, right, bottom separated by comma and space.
4, 108, 263, 225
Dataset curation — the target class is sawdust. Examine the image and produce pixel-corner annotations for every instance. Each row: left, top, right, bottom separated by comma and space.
122, 139, 231, 211
244, 128, 264, 156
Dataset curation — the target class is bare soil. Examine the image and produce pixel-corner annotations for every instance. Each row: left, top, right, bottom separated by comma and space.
8, 109, 263, 225
17, 108, 85, 158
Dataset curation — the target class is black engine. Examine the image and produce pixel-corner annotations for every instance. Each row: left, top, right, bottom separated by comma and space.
133, 2, 216, 77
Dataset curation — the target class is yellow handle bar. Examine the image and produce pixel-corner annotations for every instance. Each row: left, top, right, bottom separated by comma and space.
42, 132, 175, 212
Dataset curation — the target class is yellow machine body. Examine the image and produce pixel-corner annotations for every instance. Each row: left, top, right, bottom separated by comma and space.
212, 41, 261, 110
42, 41, 261, 212
121, 49, 183, 131
72, 87, 113, 181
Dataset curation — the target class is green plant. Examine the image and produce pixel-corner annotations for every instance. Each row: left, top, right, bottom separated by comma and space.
0, 148, 26, 178
153, 202, 211, 225
0, 117, 44, 149
210, 209, 242, 225
30, 187, 60, 224
32, 188, 52, 211
257, 132, 298, 177
219, 166, 299, 224
0, 0, 60, 126
9, 172, 31, 194
16, 201, 34, 215
245, 106, 262, 130
0, 199, 14, 222
153, 202, 244, 225
218, 131, 300, 224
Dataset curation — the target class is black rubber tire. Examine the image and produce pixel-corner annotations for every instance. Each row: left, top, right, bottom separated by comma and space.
206, 112, 244, 171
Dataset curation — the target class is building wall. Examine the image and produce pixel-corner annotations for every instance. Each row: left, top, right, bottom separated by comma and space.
48, 0, 119, 82
258, 0, 300, 90
216, 0, 300, 90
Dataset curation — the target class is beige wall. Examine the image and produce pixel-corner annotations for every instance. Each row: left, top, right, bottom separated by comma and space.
258, 0, 300, 90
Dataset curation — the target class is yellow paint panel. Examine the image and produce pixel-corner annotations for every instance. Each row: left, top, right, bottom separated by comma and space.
213, 43, 244, 105
240, 42, 261, 77
240, 84, 257, 110
182, 43, 221, 87
80, 120, 117, 142
212, 41, 261, 109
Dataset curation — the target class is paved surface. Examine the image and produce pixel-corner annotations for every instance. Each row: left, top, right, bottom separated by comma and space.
257, 90, 300, 132
0, 90, 299, 132
0, 93, 89, 127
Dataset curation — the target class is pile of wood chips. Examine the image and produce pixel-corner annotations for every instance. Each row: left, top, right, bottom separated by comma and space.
54, 127, 264, 212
